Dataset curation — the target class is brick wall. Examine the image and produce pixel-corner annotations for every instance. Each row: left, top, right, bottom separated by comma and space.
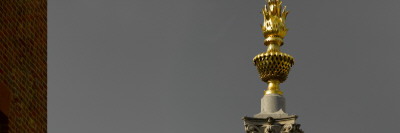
0, 0, 47, 132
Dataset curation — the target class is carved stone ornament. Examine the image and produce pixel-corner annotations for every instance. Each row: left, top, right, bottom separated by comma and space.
264, 125, 282, 133
245, 125, 261, 133
281, 124, 304, 133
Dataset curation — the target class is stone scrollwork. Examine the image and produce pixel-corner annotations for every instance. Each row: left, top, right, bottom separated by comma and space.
264, 125, 282, 133
245, 125, 261, 133
265, 125, 273, 133
243, 121, 303, 133
281, 124, 304, 133
281, 124, 293, 132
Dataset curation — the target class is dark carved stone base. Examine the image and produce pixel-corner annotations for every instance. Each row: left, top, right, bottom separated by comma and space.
242, 116, 304, 133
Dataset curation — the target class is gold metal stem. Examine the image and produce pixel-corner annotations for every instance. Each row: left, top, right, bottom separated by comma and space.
267, 43, 280, 52
265, 79, 283, 95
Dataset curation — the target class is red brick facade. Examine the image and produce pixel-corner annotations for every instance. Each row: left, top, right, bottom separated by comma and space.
0, 0, 47, 132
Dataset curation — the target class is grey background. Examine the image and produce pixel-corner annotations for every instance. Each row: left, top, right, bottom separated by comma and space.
48, 0, 400, 132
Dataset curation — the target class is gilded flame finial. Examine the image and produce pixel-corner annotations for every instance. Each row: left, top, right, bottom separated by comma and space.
253, 0, 294, 95
262, 0, 289, 46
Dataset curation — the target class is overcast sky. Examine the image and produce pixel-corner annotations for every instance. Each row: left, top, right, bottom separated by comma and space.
49, 0, 400, 132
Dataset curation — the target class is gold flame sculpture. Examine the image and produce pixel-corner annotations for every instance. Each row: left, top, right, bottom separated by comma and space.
253, 0, 294, 95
